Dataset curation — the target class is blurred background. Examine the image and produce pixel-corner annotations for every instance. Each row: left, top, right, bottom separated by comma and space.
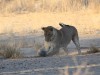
0, 0, 100, 13
0, 0, 99, 35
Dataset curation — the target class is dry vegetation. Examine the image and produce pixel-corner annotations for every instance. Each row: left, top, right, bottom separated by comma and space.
87, 45, 100, 54
0, 0, 99, 34
33, 42, 43, 51
0, 0, 100, 13
0, 43, 22, 59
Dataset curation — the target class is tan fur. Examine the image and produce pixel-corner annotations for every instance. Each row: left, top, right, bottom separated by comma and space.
42, 23, 81, 56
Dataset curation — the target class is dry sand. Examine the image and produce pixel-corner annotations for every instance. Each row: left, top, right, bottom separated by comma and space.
0, 31, 100, 75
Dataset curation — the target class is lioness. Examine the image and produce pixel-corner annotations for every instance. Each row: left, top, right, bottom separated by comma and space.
41, 23, 81, 56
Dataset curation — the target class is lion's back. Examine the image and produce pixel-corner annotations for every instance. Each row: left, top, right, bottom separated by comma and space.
61, 25, 77, 36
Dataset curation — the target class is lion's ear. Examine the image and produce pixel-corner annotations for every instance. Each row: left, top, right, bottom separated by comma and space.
41, 27, 46, 31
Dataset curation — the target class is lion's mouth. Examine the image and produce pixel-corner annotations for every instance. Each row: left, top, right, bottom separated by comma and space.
45, 38, 52, 42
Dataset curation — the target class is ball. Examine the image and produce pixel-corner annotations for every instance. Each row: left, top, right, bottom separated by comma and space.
38, 50, 47, 57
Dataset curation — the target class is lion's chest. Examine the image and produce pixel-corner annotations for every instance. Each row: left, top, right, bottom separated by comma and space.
44, 41, 56, 51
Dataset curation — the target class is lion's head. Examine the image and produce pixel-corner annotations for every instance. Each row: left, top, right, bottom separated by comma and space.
42, 26, 54, 42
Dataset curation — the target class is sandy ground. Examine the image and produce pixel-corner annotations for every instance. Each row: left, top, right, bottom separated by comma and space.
0, 53, 100, 75
0, 33, 100, 75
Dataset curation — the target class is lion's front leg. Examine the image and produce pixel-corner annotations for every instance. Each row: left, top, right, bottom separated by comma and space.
44, 42, 59, 56
46, 46, 60, 56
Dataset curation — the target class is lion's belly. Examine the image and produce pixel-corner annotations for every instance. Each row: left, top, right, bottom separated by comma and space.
59, 33, 73, 47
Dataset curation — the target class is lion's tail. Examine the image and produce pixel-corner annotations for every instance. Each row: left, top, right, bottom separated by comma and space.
59, 23, 70, 27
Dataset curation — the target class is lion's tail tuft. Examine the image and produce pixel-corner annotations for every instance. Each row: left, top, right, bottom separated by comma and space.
59, 23, 70, 27
59, 23, 65, 27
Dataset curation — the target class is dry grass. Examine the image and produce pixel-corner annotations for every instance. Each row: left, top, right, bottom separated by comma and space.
0, 0, 100, 13
87, 45, 100, 54
0, 0, 99, 34
33, 40, 43, 51
0, 12, 100, 35
0, 43, 22, 59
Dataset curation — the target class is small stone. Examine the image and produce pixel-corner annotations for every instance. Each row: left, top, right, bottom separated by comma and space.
38, 49, 47, 57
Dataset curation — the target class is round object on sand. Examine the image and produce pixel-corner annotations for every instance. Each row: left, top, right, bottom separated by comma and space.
38, 49, 47, 57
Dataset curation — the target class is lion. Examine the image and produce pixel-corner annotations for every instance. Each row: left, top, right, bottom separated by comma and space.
40, 23, 81, 56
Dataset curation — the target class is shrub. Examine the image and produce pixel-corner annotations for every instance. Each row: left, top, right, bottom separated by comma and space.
87, 45, 100, 54
0, 43, 22, 59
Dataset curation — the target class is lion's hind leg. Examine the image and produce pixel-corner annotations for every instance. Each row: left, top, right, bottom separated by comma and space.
46, 47, 60, 56
63, 47, 68, 55
72, 34, 81, 54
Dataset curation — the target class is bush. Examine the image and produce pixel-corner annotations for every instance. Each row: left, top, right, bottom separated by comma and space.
87, 45, 100, 54
0, 43, 22, 59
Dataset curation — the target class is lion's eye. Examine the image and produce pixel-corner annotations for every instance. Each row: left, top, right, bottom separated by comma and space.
44, 33, 50, 36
